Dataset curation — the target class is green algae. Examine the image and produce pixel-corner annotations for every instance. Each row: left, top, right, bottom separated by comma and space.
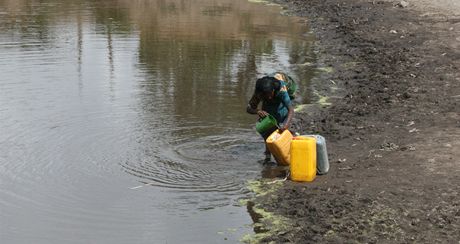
247, 0, 268, 3
292, 90, 333, 116
241, 202, 291, 244
253, 205, 289, 228
297, 61, 314, 67
317, 95, 332, 106
312, 90, 332, 106
227, 228, 238, 233
246, 179, 282, 196
316, 66, 334, 73
294, 104, 310, 113
247, 0, 280, 6
342, 61, 360, 69
240, 179, 293, 244
238, 198, 250, 206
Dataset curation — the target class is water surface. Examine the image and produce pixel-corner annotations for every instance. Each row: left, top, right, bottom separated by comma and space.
0, 0, 314, 243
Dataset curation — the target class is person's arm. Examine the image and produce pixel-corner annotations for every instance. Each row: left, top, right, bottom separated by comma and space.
281, 105, 294, 131
279, 90, 294, 131
247, 93, 269, 118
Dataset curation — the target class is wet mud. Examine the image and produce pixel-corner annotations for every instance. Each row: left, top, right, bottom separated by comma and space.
250, 0, 460, 243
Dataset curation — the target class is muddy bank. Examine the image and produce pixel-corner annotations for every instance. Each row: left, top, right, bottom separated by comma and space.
249, 0, 460, 243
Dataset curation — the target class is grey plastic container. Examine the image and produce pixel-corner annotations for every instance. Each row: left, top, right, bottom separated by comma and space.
302, 135, 329, 174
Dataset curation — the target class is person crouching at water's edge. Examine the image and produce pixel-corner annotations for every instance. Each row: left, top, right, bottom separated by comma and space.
246, 76, 294, 161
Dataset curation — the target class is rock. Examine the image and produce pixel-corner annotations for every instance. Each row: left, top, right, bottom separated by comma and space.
381, 142, 399, 151
396, 1, 409, 8
338, 158, 347, 163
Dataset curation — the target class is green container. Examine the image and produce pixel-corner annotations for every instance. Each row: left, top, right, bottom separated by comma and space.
256, 115, 278, 134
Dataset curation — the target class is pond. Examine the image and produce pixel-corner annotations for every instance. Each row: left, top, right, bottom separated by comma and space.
0, 0, 314, 243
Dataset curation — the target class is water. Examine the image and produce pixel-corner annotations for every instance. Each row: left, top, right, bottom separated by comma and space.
0, 0, 314, 243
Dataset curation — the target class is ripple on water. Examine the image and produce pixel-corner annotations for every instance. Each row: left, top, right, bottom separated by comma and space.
121, 127, 262, 199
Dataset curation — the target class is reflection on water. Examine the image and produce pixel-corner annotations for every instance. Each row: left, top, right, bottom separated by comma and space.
0, 0, 314, 243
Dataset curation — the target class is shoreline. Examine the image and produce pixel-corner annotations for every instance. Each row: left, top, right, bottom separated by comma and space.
248, 0, 460, 242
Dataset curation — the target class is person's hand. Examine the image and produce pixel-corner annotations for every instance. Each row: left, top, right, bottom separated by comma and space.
257, 110, 269, 118
278, 123, 289, 132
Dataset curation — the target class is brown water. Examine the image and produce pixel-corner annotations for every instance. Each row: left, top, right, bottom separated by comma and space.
0, 0, 314, 243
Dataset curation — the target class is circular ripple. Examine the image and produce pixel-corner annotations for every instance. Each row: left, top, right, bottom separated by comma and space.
121, 127, 262, 196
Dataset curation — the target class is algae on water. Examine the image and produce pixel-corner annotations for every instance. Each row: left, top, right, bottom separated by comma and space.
242, 202, 292, 243
238, 198, 250, 207
247, 0, 280, 6
247, 180, 275, 196
241, 179, 293, 244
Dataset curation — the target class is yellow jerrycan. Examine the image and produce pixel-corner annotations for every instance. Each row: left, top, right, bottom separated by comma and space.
266, 129, 293, 165
290, 136, 317, 182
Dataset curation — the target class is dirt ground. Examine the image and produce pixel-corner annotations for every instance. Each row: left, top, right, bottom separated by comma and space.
250, 0, 460, 243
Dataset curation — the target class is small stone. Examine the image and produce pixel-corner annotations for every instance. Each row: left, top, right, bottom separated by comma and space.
381, 142, 399, 151
389, 30, 398, 34
396, 1, 409, 8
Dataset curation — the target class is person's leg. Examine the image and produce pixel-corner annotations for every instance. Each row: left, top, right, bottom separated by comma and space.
264, 143, 271, 159
262, 126, 277, 161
